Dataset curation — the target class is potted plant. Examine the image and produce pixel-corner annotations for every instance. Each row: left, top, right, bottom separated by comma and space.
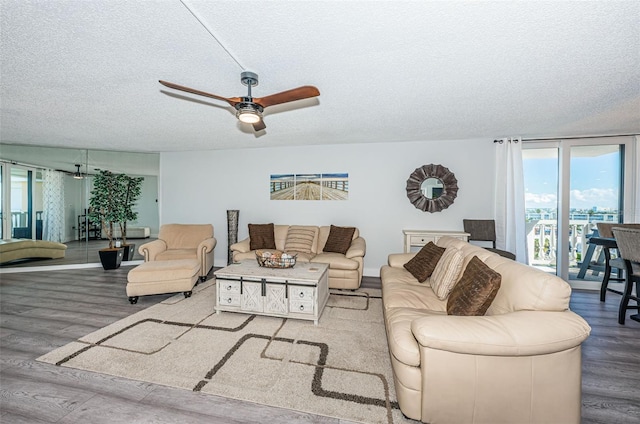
88, 170, 125, 269
118, 174, 144, 261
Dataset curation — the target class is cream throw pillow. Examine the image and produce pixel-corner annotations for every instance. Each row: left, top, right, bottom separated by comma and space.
284, 226, 317, 254
430, 246, 465, 300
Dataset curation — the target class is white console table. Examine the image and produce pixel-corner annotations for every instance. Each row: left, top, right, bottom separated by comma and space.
403, 229, 470, 253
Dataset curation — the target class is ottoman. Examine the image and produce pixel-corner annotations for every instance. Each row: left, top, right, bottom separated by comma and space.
126, 259, 200, 304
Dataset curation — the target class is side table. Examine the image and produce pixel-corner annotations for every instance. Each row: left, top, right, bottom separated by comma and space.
403, 229, 470, 253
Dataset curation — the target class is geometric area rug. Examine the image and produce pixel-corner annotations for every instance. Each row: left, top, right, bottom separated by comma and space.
37, 280, 413, 424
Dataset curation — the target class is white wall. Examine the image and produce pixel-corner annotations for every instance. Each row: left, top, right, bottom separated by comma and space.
159, 138, 495, 277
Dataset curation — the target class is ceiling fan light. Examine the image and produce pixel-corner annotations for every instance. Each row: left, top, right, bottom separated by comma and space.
236, 105, 262, 124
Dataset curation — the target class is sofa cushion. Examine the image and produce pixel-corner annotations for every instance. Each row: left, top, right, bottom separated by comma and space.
447, 256, 502, 316
430, 246, 465, 300
403, 242, 445, 283
155, 249, 197, 261
127, 259, 200, 283
292, 252, 314, 262
249, 223, 277, 250
381, 274, 447, 311
284, 225, 317, 253
323, 225, 356, 254
381, 265, 427, 286
483, 255, 571, 314
437, 236, 497, 268
311, 252, 359, 270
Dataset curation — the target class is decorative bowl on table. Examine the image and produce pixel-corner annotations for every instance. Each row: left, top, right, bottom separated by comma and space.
255, 250, 297, 268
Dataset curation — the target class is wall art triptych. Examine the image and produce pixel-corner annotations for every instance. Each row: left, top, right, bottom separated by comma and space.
270, 173, 349, 200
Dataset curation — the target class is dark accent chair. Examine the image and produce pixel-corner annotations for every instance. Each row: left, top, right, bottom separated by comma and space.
462, 219, 516, 260
611, 227, 640, 325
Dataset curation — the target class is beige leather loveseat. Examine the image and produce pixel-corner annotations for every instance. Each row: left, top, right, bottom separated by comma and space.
231, 224, 365, 289
380, 236, 591, 424
138, 224, 216, 280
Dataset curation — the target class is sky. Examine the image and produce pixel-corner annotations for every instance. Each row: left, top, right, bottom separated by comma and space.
523, 149, 620, 211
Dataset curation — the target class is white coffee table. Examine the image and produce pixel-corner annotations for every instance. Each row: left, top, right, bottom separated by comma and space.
214, 260, 329, 325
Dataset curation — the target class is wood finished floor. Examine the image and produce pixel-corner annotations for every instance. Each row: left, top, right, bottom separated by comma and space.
0, 267, 638, 424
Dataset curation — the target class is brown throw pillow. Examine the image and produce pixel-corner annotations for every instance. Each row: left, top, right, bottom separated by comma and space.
323, 225, 356, 254
447, 256, 502, 316
249, 223, 276, 250
403, 242, 446, 282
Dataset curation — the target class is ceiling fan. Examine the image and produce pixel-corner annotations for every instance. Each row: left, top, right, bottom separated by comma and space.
159, 72, 320, 131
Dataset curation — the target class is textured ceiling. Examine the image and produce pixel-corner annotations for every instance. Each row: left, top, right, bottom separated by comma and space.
1, 0, 639, 153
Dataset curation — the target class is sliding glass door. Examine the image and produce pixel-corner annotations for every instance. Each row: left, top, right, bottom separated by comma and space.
1, 164, 42, 240
523, 137, 633, 286
523, 147, 559, 274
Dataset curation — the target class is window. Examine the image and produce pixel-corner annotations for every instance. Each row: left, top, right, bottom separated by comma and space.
523, 137, 635, 287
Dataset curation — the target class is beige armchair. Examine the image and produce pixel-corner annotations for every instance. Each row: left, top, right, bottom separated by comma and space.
138, 224, 216, 280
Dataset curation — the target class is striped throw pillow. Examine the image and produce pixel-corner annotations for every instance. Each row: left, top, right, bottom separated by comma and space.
284, 226, 317, 254
430, 246, 465, 300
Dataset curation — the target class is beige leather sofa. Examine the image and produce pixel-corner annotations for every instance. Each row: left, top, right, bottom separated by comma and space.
138, 224, 216, 280
230, 225, 366, 289
380, 236, 591, 424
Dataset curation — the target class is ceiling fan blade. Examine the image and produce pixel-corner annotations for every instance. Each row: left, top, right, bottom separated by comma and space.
252, 119, 266, 131
159, 80, 242, 107
253, 86, 320, 108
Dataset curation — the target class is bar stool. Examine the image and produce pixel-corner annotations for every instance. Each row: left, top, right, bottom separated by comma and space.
596, 223, 640, 301
611, 227, 640, 325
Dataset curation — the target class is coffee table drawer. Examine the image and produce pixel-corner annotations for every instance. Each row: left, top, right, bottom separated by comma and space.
219, 293, 240, 307
290, 286, 314, 301
219, 280, 241, 294
289, 299, 314, 314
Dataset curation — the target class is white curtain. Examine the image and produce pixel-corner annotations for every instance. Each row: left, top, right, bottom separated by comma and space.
494, 137, 527, 263
43, 170, 65, 243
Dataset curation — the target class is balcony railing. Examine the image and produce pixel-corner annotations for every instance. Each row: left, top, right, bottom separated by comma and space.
525, 213, 619, 276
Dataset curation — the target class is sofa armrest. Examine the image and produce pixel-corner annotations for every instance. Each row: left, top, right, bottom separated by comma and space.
345, 237, 366, 259
411, 310, 591, 356
198, 237, 217, 256
138, 239, 167, 261
388, 253, 416, 268
230, 238, 251, 253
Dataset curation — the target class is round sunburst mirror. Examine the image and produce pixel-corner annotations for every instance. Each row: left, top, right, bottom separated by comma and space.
406, 164, 458, 213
